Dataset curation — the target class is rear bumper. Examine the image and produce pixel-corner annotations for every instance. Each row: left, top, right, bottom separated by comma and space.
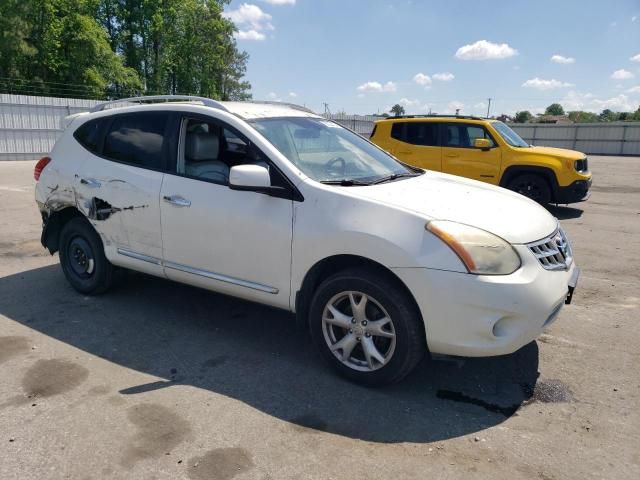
392, 246, 577, 357
555, 178, 592, 204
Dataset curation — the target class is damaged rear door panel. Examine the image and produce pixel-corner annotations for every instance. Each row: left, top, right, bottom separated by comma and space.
73, 111, 174, 276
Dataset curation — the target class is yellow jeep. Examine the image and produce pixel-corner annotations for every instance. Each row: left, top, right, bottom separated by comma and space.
370, 115, 592, 204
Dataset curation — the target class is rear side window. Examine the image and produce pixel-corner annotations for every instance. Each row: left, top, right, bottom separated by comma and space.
406, 122, 438, 146
391, 122, 438, 146
74, 119, 104, 154
103, 113, 168, 169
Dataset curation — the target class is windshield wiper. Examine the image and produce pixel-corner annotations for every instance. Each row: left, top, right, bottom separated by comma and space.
319, 179, 373, 186
371, 172, 422, 185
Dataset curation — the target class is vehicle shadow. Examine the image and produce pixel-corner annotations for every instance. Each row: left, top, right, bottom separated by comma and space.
0, 265, 541, 443
548, 205, 584, 220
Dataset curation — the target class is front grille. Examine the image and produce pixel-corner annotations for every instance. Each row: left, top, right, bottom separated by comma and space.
527, 228, 573, 271
575, 157, 588, 173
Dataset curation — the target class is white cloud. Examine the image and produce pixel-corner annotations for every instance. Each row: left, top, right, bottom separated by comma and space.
260, 0, 295, 4
474, 102, 487, 109
611, 69, 635, 80
560, 90, 636, 112
550, 54, 575, 64
356, 81, 396, 93
522, 78, 575, 90
266, 92, 282, 101
454, 40, 518, 60
413, 73, 432, 86
433, 72, 455, 81
399, 98, 420, 107
630, 53, 640, 63
627, 86, 640, 94
224, 3, 274, 41
235, 29, 266, 41
288, 92, 297, 97
446, 101, 465, 113
632, 15, 637, 22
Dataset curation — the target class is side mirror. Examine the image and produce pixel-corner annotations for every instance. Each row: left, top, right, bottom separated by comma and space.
229, 164, 271, 189
473, 138, 491, 150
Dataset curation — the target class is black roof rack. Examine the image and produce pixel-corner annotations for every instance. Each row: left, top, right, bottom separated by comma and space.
380, 114, 486, 121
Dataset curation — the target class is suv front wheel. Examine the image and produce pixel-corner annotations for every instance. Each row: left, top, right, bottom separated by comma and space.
507, 173, 552, 204
309, 268, 425, 386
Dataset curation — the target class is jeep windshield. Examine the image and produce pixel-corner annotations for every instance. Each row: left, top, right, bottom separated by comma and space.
250, 117, 421, 184
492, 121, 530, 148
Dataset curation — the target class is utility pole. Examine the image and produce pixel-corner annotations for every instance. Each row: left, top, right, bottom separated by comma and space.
322, 102, 331, 116
486, 98, 492, 118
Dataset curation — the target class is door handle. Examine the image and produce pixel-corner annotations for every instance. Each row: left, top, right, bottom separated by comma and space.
79, 177, 101, 188
163, 195, 191, 207
445, 153, 459, 158
397, 150, 412, 154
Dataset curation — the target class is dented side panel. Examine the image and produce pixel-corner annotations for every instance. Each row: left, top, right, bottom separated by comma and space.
75, 155, 165, 267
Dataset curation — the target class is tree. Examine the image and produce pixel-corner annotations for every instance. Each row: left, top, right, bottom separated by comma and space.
568, 111, 598, 123
390, 104, 405, 117
514, 110, 533, 123
633, 106, 640, 121
545, 103, 565, 116
599, 109, 618, 122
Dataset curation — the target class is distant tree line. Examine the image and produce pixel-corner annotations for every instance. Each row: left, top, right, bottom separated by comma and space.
0, 0, 251, 100
514, 103, 640, 123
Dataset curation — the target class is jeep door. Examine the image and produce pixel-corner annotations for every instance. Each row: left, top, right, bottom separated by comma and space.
440, 123, 502, 183
159, 114, 294, 309
74, 111, 171, 276
388, 121, 442, 171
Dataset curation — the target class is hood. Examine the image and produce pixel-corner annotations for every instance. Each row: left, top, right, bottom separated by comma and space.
347, 172, 558, 244
528, 145, 585, 160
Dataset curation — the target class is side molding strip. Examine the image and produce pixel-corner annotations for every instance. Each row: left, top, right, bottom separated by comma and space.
117, 248, 278, 294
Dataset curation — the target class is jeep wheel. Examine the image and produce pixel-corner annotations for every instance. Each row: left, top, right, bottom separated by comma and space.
507, 173, 552, 204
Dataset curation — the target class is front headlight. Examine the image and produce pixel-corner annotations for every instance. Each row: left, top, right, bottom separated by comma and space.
426, 220, 521, 275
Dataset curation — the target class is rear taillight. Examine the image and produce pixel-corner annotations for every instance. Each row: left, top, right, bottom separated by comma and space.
34, 156, 51, 181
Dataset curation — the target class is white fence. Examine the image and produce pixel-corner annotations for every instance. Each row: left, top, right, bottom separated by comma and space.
1, 94, 640, 159
0, 94, 99, 160
508, 123, 640, 156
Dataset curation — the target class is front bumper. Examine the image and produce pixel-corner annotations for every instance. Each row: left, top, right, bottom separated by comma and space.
392, 245, 578, 357
556, 177, 592, 204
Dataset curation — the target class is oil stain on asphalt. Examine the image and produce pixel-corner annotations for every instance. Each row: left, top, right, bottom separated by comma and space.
187, 448, 253, 480
437, 379, 572, 417
121, 403, 191, 468
22, 359, 89, 398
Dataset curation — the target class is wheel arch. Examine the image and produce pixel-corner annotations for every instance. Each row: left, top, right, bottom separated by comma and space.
500, 165, 559, 201
294, 254, 423, 332
41, 206, 85, 254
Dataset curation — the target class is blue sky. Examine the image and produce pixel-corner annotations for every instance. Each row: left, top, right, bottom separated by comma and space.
224, 0, 640, 116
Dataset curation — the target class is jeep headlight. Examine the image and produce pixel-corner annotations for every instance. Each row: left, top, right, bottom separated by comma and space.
426, 220, 521, 275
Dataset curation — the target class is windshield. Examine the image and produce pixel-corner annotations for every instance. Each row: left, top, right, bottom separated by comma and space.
250, 117, 417, 184
491, 121, 530, 148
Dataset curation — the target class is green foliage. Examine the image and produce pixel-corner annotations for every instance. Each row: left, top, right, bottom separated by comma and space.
544, 103, 565, 116
390, 104, 405, 117
0, 0, 251, 100
567, 111, 598, 123
514, 110, 533, 123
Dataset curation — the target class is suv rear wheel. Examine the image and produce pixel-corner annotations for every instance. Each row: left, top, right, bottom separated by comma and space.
309, 268, 425, 386
507, 173, 552, 204
59, 217, 113, 295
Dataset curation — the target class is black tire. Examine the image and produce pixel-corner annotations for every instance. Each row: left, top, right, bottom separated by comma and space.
59, 217, 113, 295
507, 173, 552, 204
309, 267, 425, 386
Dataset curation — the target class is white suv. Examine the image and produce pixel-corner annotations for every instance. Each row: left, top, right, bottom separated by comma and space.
34, 96, 580, 386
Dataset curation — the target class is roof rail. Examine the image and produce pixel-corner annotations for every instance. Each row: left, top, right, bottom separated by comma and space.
90, 95, 228, 113
382, 114, 486, 121
248, 100, 316, 115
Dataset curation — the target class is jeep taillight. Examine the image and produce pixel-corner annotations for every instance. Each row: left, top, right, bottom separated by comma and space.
34, 156, 51, 181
